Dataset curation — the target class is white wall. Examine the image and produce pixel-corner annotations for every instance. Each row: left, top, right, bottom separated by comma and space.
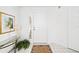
55, 7, 68, 47
19, 7, 48, 41
47, 7, 69, 47
68, 7, 79, 51
47, 7, 57, 44
19, 7, 32, 39
19, 7, 69, 47
0, 6, 20, 52
48, 6, 79, 51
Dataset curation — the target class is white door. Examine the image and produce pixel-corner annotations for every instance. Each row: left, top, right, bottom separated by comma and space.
32, 14, 48, 44
69, 7, 79, 51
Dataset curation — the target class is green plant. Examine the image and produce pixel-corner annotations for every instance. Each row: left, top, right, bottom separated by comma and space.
15, 39, 30, 51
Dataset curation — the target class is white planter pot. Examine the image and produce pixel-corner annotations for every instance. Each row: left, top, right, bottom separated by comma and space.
16, 48, 30, 53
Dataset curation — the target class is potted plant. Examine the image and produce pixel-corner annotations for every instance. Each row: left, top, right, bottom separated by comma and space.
15, 39, 30, 51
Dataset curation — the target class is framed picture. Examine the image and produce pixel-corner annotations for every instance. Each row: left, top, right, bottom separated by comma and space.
0, 12, 15, 34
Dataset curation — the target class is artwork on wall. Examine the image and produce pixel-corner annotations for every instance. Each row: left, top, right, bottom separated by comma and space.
0, 12, 15, 34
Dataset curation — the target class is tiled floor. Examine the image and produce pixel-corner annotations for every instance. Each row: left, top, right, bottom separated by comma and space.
49, 43, 78, 53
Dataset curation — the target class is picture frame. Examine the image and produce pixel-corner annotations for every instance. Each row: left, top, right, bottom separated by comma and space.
0, 12, 15, 34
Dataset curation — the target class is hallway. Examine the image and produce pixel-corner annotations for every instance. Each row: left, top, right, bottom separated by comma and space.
0, 6, 79, 53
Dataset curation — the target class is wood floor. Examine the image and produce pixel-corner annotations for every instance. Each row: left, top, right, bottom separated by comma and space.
31, 45, 52, 53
